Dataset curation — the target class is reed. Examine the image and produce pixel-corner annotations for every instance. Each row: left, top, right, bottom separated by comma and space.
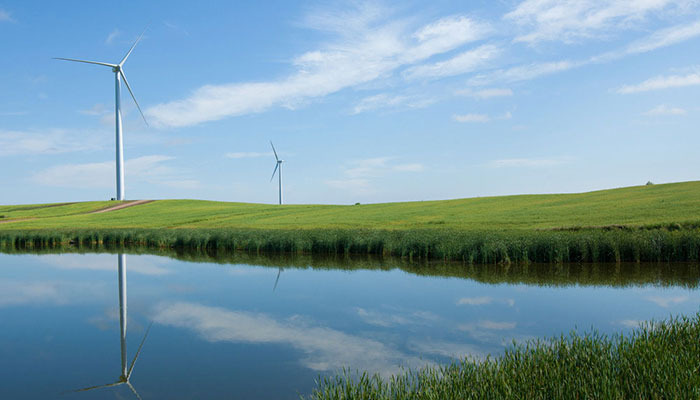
1, 227, 699, 263
307, 313, 700, 400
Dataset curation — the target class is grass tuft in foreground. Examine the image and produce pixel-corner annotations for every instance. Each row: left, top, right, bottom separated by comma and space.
307, 313, 700, 400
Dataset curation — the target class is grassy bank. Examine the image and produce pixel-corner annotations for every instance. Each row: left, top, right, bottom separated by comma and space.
308, 313, 700, 400
1, 181, 699, 262
1, 226, 700, 263
3, 245, 699, 288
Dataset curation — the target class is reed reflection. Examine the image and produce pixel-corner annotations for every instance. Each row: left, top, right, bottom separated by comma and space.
71, 254, 152, 399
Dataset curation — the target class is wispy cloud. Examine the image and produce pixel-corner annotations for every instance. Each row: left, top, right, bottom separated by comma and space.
146, 6, 491, 128
0, 8, 13, 22
325, 156, 423, 192
644, 104, 687, 115
225, 151, 273, 159
488, 157, 568, 168
153, 301, 427, 375
31, 155, 199, 189
355, 307, 439, 328
616, 69, 700, 93
403, 44, 500, 80
456, 88, 513, 99
352, 94, 435, 114
646, 295, 688, 308
468, 61, 576, 86
453, 111, 511, 123
456, 297, 515, 307
505, 0, 695, 44
105, 29, 120, 44
0, 129, 105, 156
80, 103, 110, 116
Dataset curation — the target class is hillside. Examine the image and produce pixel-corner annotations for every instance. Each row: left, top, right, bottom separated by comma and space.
1, 181, 699, 231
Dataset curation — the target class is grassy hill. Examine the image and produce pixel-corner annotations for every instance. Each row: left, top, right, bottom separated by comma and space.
1, 181, 699, 231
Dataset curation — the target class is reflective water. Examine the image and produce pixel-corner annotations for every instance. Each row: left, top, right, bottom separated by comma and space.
0, 252, 699, 399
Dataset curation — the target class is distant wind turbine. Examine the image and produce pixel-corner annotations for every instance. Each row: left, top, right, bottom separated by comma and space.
273, 267, 283, 291
269, 141, 284, 205
55, 29, 149, 201
69, 254, 152, 399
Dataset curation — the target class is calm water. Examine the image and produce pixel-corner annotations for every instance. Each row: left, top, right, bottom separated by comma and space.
1, 252, 699, 399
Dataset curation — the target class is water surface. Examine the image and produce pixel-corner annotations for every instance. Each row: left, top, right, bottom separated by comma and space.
1, 252, 698, 399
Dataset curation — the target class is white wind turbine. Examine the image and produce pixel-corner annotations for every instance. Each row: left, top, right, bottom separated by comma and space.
70, 254, 152, 399
54, 30, 149, 201
269, 141, 284, 205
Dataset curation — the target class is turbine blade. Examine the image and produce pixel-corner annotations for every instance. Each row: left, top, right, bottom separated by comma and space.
270, 163, 279, 182
126, 382, 144, 400
53, 57, 116, 68
120, 70, 148, 126
126, 322, 153, 379
119, 26, 148, 66
270, 141, 279, 161
273, 267, 282, 291
68, 380, 123, 393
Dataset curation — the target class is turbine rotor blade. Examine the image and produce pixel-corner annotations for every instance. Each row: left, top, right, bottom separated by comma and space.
126, 322, 153, 379
270, 141, 279, 161
270, 163, 279, 182
119, 26, 148, 66
126, 382, 144, 400
69, 380, 123, 393
53, 57, 116, 68
120, 70, 149, 126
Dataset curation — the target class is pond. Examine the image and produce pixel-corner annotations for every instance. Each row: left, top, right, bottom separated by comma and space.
1, 251, 699, 399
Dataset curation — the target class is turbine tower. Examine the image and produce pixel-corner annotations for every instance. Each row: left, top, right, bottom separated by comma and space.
270, 141, 284, 205
70, 254, 151, 399
55, 30, 149, 201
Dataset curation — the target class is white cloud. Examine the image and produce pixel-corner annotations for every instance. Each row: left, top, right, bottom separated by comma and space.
646, 295, 688, 308
31, 155, 199, 189
468, 61, 576, 86
457, 296, 493, 306
153, 301, 427, 375
225, 151, 273, 159
105, 29, 120, 44
505, 0, 695, 44
39, 254, 170, 276
453, 111, 511, 123
488, 157, 568, 168
80, 103, 110, 116
0, 280, 103, 307
355, 307, 439, 327
644, 104, 687, 115
456, 88, 514, 99
0, 129, 105, 156
325, 157, 423, 193
403, 44, 500, 80
0, 9, 13, 22
616, 70, 700, 93
619, 319, 642, 328
352, 94, 435, 114
146, 7, 491, 128
409, 340, 486, 360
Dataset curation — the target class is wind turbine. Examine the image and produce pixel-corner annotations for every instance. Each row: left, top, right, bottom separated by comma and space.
69, 254, 152, 399
55, 29, 149, 201
269, 141, 284, 205
273, 267, 283, 291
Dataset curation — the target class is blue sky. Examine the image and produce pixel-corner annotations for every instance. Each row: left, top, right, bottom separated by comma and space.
1, 0, 700, 205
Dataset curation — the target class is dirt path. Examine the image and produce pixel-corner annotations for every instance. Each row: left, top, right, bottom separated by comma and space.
0, 218, 35, 224
90, 200, 155, 214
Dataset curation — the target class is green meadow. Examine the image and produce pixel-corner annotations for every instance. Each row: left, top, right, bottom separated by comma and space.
2, 181, 700, 262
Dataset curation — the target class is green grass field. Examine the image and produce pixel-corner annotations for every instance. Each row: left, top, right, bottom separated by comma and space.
1, 181, 699, 231
2, 181, 700, 263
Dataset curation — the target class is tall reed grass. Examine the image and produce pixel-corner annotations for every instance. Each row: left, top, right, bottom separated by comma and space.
307, 313, 700, 400
1, 227, 699, 263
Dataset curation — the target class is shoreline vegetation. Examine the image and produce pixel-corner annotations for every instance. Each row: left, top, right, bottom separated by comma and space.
2, 245, 699, 288
1, 181, 699, 263
307, 313, 700, 400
